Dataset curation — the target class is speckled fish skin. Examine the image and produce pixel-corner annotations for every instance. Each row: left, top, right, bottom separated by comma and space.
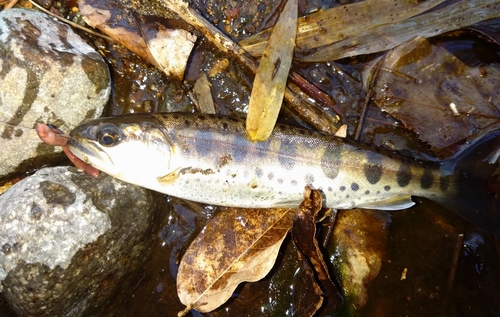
68, 112, 500, 235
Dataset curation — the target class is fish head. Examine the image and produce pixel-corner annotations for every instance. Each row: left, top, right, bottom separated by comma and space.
68, 115, 174, 186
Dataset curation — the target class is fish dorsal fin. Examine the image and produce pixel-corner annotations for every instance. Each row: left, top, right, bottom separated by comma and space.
356, 195, 415, 211
157, 166, 186, 185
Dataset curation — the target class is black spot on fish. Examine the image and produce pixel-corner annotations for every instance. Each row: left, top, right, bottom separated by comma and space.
328, 187, 332, 191
340, 185, 346, 191
420, 168, 434, 189
363, 162, 382, 184
195, 131, 213, 157
172, 113, 180, 120
321, 146, 342, 180
278, 139, 296, 170
278, 178, 283, 184
221, 122, 229, 131
305, 174, 315, 184
351, 182, 359, 191
397, 164, 412, 187
198, 114, 207, 120
365, 190, 370, 195
184, 119, 190, 127
268, 172, 274, 180
384, 185, 391, 191
256, 140, 271, 158
231, 135, 248, 162
291, 180, 298, 186
255, 167, 263, 178
440, 175, 451, 191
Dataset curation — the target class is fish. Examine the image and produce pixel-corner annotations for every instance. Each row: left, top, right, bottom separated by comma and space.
67, 112, 500, 235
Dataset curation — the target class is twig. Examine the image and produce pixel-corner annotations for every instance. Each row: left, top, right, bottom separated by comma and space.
443, 233, 464, 309
162, 0, 257, 73
3, 0, 19, 10
28, 0, 114, 42
322, 208, 338, 249
354, 57, 383, 141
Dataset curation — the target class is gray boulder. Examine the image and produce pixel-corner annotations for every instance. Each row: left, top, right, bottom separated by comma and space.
0, 166, 163, 316
0, 8, 110, 179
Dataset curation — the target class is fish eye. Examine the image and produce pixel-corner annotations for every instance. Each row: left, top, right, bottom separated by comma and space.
96, 124, 122, 146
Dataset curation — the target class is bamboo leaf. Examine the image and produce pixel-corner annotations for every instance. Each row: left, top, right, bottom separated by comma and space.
303, 0, 500, 62
246, 0, 297, 141
239, 0, 444, 57
176, 207, 295, 314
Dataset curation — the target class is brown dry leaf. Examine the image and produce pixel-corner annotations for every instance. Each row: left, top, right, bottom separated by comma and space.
368, 36, 500, 154
292, 187, 342, 315
240, 0, 443, 58
79, 0, 196, 80
176, 207, 295, 314
293, 247, 324, 317
303, 0, 500, 62
246, 0, 297, 141
192, 73, 216, 114
331, 210, 390, 311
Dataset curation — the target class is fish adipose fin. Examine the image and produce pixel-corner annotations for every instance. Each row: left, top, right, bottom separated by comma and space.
356, 196, 415, 211
435, 132, 500, 236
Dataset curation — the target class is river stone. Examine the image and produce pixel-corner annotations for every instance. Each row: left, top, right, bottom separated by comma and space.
0, 166, 163, 316
0, 8, 110, 180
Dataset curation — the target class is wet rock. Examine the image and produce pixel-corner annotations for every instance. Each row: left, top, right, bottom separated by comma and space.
0, 8, 110, 180
0, 166, 163, 316
329, 209, 391, 314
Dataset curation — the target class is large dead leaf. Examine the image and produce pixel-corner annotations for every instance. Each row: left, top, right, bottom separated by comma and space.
292, 187, 342, 315
367, 36, 500, 154
303, 0, 500, 62
240, 0, 443, 58
79, 0, 196, 80
246, 0, 297, 141
176, 207, 294, 314
330, 210, 390, 312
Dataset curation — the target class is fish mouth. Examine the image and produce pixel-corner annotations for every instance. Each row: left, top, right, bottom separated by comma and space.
67, 138, 114, 167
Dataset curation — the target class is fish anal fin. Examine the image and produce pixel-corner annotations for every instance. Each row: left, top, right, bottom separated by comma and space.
356, 196, 415, 211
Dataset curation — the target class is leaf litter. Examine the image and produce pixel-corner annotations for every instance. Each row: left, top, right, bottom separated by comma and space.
176, 207, 295, 315
246, 0, 297, 141
366, 36, 500, 155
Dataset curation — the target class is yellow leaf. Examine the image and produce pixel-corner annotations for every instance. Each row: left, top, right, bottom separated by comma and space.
246, 0, 297, 141
176, 207, 294, 314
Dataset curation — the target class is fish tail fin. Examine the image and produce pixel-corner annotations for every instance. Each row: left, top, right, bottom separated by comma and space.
435, 132, 500, 236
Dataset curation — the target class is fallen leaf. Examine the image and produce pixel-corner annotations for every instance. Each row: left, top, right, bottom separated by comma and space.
293, 248, 324, 317
240, 0, 443, 58
292, 186, 342, 315
192, 73, 216, 114
246, 0, 297, 141
330, 209, 391, 311
176, 207, 295, 314
79, 0, 196, 80
302, 0, 500, 62
137, 15, 197, 80
368, 36, 500, 154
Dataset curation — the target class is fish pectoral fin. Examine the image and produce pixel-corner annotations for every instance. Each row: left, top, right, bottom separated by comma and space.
356, 195, 415, 211
157, 166, 188, 185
